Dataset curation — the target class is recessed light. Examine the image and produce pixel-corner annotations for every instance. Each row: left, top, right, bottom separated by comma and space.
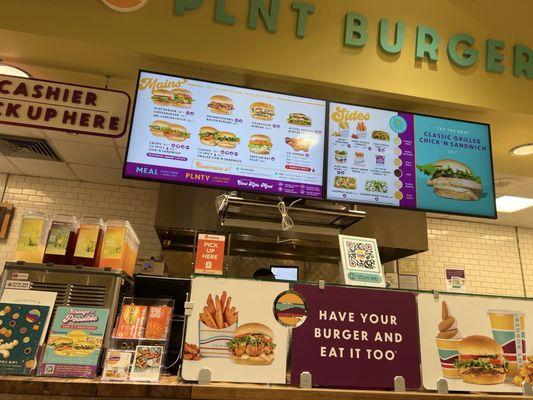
496, 195, 533, 213
510, 144, 533, 156
0, 63, 31, 78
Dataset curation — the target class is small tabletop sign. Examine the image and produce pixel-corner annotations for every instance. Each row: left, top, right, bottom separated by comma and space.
194, 234, 225, 275
338, 235, 385, 288
445, 268, 467, 293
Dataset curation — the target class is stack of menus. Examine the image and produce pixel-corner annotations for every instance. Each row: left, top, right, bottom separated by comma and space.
102, 298, 174, 382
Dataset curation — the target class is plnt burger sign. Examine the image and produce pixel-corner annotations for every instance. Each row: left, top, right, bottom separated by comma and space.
0, 75, 130, 137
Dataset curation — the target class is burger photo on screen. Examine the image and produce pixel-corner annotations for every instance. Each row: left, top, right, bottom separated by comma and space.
227, 323, 276, 365
215, 131, 240, 148
287, 113, 312, 126
454, 335, 508, 385
208, 95, 234, 115
250, 102, 275, 121
165, 124, 190, 142
149, 120, 169, 137
417, 159, 483, 201
248, 134, 273, 155
171, 88, 193, 108
198, 126, 218, 146
151, 90, 173, 106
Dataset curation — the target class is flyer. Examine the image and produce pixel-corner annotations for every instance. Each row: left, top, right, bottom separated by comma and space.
418, 293, 533, 393
38, 306, 109, 378
102, 350, 133, 381
124, 71, 326, 199
129, 345, 164, 382
290, 284, 421, 389
0, 303, 50, 375
0, 289, 57, 344
326, 102, 495, 218
181, 276, 290, 384
445, 268, 467, 293
338, 235, 385, 288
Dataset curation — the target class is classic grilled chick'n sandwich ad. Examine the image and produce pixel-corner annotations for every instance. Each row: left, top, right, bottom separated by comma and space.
125, 71, 326, 199
181, 276, 289, 384
418, 293, 533, 393
327, 103, 495, 218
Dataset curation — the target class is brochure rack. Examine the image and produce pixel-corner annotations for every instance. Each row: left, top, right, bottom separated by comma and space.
102, 297, 174, 382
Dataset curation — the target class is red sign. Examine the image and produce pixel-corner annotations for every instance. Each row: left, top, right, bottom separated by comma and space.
194, 234, 225, 275
0, 75, 130, 137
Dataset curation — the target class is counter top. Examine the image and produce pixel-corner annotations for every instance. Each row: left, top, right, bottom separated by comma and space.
0, 376, 529, 400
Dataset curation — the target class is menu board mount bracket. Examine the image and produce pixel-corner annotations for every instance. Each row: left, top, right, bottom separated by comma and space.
523, 382, 533, 396
437, 378, 449, 394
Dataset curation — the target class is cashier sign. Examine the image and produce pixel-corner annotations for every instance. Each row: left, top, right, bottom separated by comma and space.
0, 75, 130, 137
194, 234, 225, 275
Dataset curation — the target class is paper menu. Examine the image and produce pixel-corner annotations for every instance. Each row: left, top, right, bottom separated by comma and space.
0, 289, 57, 345
124, 71, 326, 199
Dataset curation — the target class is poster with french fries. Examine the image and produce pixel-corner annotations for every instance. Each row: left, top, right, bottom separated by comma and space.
182, 276, 289, 384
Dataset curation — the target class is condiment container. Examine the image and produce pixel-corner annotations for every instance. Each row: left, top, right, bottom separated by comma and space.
98, 220, 140, 276
43, 214, 78, 265
72, 217, 104, 267
15, 211, 50, 263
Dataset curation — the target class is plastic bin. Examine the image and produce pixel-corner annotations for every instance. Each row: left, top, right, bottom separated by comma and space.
72, 217, 104, 267
98, 220, 140, 276
43, 214, 78, 265
15, 211, 50, 263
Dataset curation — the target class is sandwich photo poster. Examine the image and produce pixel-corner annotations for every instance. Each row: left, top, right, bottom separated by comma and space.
414, 116, 495, 217
418, 292, 533, 393
124, 70, 326, 199
181, 276, 290, 384
38, 306, 110, 378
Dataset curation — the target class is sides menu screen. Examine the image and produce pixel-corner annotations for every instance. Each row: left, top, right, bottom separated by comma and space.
326, 102, 495, 218
124, 71, 326, 199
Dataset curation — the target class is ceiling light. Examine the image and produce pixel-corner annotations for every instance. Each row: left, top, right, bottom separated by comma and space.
496, 196, 533, 213
510, 144, 533, 156
0, 64, 31, 78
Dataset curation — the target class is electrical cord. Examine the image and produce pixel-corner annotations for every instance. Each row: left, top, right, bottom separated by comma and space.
277, 198, 302, 231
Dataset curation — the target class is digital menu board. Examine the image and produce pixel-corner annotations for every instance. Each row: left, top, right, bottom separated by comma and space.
124, 71, 326, 199
326, 102, 496, 218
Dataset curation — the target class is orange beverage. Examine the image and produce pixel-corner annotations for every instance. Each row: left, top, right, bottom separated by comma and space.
98, 220, 139, 276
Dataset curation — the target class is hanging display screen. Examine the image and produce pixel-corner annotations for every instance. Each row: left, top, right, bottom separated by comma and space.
326, 102, 496, 218
124, 71, 327, 199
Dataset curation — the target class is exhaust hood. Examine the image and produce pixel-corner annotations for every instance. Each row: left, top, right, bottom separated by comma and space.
155, 184, 428, 263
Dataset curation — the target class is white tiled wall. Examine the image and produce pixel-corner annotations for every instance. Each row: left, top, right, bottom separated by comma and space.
1, 173, 532, 299
416, 218, 527, 297
0, 174, 161, 272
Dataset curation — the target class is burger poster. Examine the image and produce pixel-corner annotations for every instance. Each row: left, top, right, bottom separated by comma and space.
418, 292, 533, 393
38, 307, 109, 378
181, 276, 289, 384
291, 284, 421, 389
124, 70, 326, 199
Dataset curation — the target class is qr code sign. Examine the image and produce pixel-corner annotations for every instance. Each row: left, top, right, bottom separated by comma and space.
44, 365, 55, 374
346, 241, 377, 271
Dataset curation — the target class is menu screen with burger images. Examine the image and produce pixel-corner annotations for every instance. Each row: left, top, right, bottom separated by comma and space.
124, 71, 326, 198
326, 102, 495, 218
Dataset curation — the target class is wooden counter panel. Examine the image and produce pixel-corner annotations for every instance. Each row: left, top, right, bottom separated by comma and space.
0, 375, 190, 399
191, 383, 528, 400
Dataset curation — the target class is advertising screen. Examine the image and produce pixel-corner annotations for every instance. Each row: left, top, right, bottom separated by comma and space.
124, 71, 326, 199
326, 102, 496, 218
